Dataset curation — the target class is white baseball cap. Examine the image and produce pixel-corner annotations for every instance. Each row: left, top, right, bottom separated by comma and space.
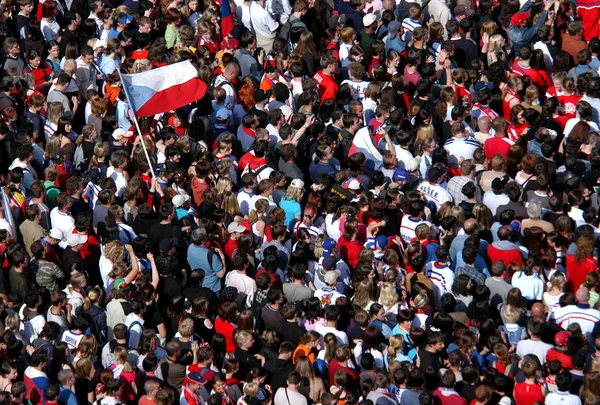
67, 234, 88, 247
227, 222, 246, 234
173, 194, 190, 208
49, 229, 63, 240
112, 128, 133, 140
363, 13, 377, 27
290, 179, 305, 190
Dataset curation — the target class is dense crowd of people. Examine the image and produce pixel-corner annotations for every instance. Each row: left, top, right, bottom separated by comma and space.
1, 0, 600, 402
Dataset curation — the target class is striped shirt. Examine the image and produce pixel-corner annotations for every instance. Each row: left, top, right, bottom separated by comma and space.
401, 18, 422, 42
550, 304, 600, 334
443, 136, 482, 169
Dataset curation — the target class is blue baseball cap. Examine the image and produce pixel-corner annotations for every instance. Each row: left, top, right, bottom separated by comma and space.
322, 238, 336, 257
375, 235, 388, 250
118, 14, 133, 24
393, 168, 410, 182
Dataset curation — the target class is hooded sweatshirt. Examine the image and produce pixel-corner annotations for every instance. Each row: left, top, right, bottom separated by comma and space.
487, 240, 523, 269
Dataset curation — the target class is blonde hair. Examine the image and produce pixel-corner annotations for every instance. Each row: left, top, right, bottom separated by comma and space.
415, 124, 435, 144
215, 177, 232, 196
387, 334, 404, 362
283, 185, 304, 203
47, 102, 65, 125
132, 59, 152, 73
550, 272, 566, 289
178, 318, 194, 338
91, 142, 109, 169
379, 282, 399, 307
45, 136, 61, 158
221, 192, 241, 218
236, 330, 253, 347
5, 313, 19, 332
489, 34, 505, 55
113, 346, 134, 372
503, 304, 520, 324
83, 287, 104, 312
248, 199, 269, 224
103, 240, 125, 262
313, 234, 327, 259
244, 382, 259, 397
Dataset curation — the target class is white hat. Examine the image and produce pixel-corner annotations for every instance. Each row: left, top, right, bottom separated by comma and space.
290, 179, 304, 190
216, 108, 232, 121
406, 156, 421, 172
67, 234, 88, 247
324, 270, 341, 285
227, 222, 246, 234
347, 179, 361, 190
93, 39, 107, 50
172, 194, 190, 208
363, 13, 377, 27
112, 128, 133, 140
49, 228, 63, 240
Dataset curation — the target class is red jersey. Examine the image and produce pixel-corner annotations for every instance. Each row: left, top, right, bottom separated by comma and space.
546, 348, 573, 370
197, 35, 220, 55
224, 238, 238, 259
566, 254, 598, 292
503, 89, 521, 120
337, 235, 363, 269
313, 70, 338, 104
512, 60, 551, 95
454, 84, 471, 104
132, 49, 149, 60
484, 136, 513, 160
558, 94, 582, 119
513, 382, 545, 405
508, 122, 528, 142
238, 151, 267, 172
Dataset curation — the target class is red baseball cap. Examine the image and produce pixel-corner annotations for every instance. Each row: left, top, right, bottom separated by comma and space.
554, 331, 571, 346
511, 11, 529, 26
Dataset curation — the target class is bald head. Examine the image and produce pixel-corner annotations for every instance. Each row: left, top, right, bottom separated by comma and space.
464, 219, 479, 235
576, 287, 590, 304
531, 302, 545, 319
224, 62, 240, 79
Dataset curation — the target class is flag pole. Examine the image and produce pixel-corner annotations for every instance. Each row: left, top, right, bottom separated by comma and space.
117, 69, 157, 181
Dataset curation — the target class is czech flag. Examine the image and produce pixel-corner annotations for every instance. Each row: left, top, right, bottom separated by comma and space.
348, 126, 383, 174
221, 0, 234, 39
120, 61, 207, 117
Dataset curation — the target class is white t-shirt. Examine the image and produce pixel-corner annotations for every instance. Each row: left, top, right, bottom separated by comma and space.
274, 388, 307, 405
314, 287, 345, 308
50, 208, 74, 248
341, 80, 370, 101
400, 216, 428, 245
417, 181, 453, 210
516, 339, 553, 365
545, 391, 582, 405
106, 167, 127, 198
61, 330, 84, 351
315, 323, 349, 345
353, 343, 385, 371
482, 191, 510, 217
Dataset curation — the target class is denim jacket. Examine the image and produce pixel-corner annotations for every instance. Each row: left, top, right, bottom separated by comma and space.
508, 1, 548, 54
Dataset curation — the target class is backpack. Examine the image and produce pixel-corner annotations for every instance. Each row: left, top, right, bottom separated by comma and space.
127, 320, 145, 349
73, 144, 85, 173
279, 17, 306, 42
499, 324, 525, 347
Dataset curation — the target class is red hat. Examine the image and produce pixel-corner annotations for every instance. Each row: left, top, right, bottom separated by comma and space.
220, 37, 239, 50
554, 331, 571, 346
511, 11, 529, 26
